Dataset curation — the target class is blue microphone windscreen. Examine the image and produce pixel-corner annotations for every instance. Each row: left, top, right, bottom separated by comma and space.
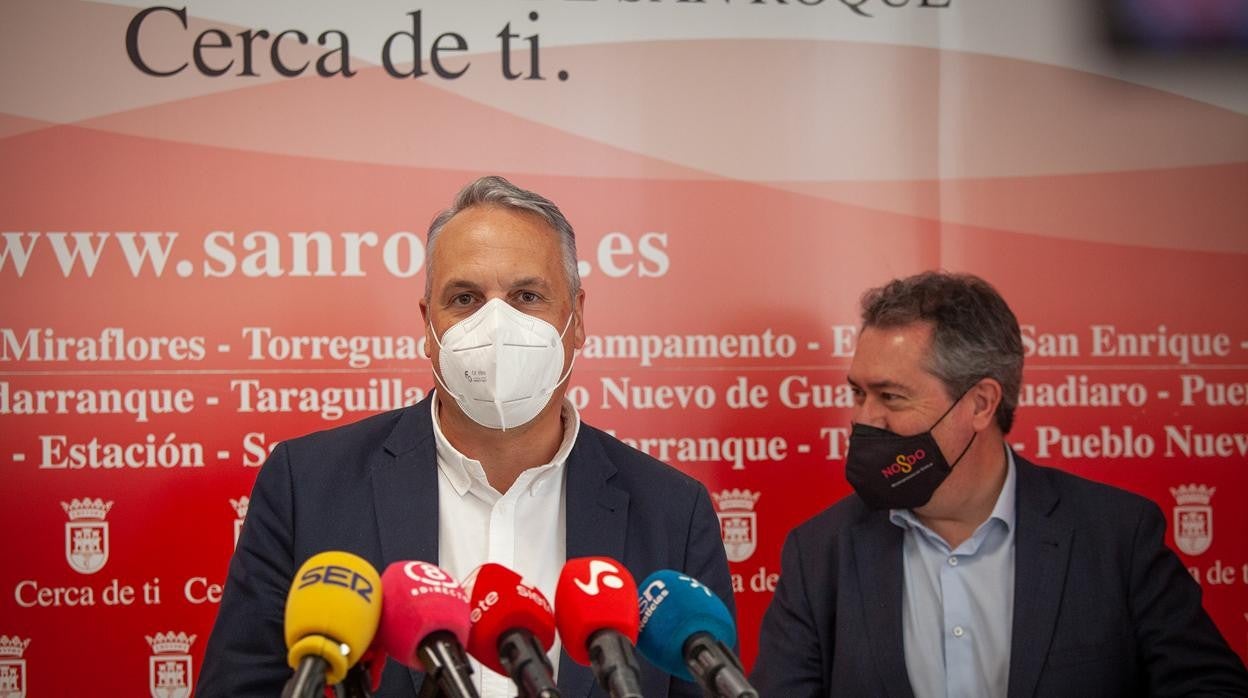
635, 569, 736, 682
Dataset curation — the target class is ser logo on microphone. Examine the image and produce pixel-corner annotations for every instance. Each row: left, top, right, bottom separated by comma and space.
297, 564, 376, 603
574, 560, 625, 596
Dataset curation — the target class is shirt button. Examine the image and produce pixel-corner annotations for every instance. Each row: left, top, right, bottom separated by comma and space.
948, 556, 959, 567
952, 626, 965, 638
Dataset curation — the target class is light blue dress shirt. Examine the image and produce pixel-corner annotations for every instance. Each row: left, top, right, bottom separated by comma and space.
889, 449, 1017, 698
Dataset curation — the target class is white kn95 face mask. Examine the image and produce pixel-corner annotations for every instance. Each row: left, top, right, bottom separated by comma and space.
430, 297, 575, 430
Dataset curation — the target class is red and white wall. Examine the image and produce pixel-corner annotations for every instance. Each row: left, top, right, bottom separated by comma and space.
2, 0, 1246, 693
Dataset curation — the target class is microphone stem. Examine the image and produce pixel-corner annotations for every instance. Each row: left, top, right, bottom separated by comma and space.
498, 629, 561, 698
418, 631, 481, 698
282, 656, 330, 698
684, 634, 758, 698
588, 630, 644, 698
713, 667, 758, 698
339, 663, 373, 698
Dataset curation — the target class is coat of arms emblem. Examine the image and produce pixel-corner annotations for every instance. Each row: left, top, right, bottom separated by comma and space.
230, 496, 249, 549
62, 498, 113, 574
712, 489, 760, 563
1170, 483, 1215, 556
0, 635, 29, 698
147, 632, 195, 698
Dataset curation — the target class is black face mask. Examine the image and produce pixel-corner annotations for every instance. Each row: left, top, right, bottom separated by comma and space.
844, 390, 977, 511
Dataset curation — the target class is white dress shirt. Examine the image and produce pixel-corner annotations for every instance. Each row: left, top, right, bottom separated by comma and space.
890, 448, 1018, 698
431, 392, 579, 698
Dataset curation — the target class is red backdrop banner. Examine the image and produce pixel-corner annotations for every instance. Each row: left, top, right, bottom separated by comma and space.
2, 0, 1246, 693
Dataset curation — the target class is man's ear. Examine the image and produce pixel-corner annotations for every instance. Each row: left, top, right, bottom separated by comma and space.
969, 378, 1003, 432
571, 288, 586, 350
419, 297, 432, 358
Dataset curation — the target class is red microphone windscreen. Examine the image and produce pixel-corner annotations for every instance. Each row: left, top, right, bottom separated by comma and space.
554, 557, 640, 665
463, 563, 556, 675
377, 561, 471, 671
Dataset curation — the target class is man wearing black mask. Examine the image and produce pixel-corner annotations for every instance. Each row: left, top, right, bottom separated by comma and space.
752, 271, 1248, 697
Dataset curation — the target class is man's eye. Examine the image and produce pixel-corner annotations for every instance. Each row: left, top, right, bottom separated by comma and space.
451, 293, 476, 306
850, 387, 865, 404
880, 392, 902, 402
517, 291, 541, 303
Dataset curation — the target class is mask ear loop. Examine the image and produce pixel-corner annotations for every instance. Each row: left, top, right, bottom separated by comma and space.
933, 381, 982, 470
428, 318, 468, 405
929, 384, 973, 430
539, 308, 579, 397
947, 431, 977, 470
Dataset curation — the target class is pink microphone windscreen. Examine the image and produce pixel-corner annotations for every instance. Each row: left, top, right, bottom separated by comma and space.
377, 560, 472, 671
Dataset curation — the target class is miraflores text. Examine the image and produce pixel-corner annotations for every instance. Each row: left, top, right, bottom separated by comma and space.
1, 328, 205, 362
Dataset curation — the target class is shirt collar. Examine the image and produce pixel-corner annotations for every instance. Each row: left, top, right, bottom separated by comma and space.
991, 446, 1018, 532
889, 444, 1018, 536
430, 390, 581, 497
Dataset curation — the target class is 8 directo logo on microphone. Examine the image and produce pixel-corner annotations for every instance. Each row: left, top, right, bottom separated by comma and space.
401, 561, 468, 600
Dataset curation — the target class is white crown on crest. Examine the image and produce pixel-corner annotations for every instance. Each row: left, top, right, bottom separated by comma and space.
61, 498, 114, 521
713, 489, 760, 512
230, 496, 250, 519
1170, 484, 1215, 506
146, 631, 196, 655
0, 636, 30, 658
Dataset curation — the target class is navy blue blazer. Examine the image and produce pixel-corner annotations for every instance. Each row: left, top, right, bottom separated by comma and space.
197, 396, 735, 697
751, 456, 1248, 697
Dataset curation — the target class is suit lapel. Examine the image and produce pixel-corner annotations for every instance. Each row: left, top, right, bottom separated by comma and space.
558, 427, 630, 698
852, 515, 915, 698
373, 397, 440, 696
1007, 458, 1073, 698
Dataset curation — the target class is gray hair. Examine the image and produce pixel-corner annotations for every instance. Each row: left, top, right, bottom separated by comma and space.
860, 271, 1024, 433
424, 175, 581, 300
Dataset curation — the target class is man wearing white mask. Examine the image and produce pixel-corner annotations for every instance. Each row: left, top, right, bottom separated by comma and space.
198, 176, 735, 698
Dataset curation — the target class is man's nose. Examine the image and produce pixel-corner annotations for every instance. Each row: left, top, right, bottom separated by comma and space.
852, 397, 888, 429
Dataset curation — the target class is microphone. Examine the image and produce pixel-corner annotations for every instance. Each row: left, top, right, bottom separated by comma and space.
464, 563, 561, 698
376, 561, 480, 698
339, 661, 378, 698
281, 551, 382, 698
342, 639, 389, 697
555, 557, 644, 698
636, 570, 756, 698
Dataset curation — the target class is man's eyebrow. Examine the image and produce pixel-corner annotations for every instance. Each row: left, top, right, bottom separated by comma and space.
440, 279, 481, 294
846, 376, 913, 393
511, 276, 553, 291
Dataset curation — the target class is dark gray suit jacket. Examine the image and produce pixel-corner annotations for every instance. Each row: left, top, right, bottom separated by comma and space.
197, 395, 734, 697
752, 456, 1248, 697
